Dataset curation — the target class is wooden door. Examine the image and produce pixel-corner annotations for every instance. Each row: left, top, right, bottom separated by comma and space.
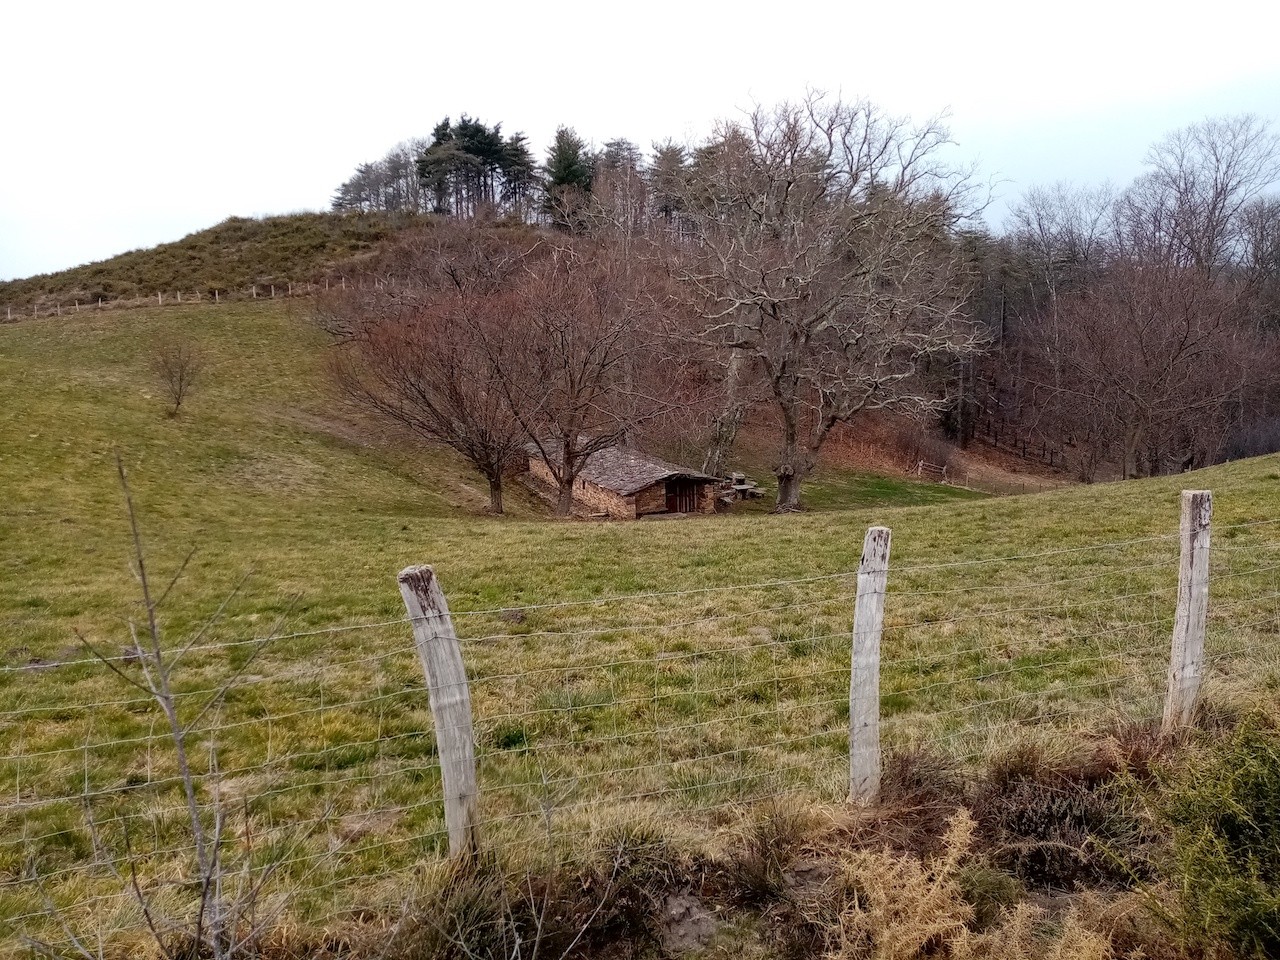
665, 480, 697, 513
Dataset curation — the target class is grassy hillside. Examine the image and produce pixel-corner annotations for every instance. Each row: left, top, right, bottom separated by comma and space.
2, 300, 1279, 952
0, 211, 426, 310
0, 300, 984, 651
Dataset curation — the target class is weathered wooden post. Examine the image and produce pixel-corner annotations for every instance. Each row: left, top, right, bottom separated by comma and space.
1162, 490, 1213, 735
398, 565, 479, 858
850, 525, 891, 802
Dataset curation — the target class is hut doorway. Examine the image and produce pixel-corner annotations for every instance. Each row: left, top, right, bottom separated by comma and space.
665, 478, 698, 513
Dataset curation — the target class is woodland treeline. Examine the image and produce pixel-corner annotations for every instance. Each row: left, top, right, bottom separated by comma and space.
323, 101, 1280, 512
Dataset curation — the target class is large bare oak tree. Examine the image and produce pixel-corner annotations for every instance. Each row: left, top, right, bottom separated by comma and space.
669, 94, 984, 510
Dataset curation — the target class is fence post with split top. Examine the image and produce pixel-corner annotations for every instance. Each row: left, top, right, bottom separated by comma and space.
850, 525, 891, 802
398, 565, 479, 857
1163, 490, 1213, 735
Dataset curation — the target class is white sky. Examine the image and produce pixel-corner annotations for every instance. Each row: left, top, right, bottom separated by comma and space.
3, 0, 1279, 281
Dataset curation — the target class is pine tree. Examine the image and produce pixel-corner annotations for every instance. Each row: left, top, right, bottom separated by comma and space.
543, 126, 594, 230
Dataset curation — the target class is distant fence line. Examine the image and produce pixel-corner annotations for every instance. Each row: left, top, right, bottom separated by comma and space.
0, 274, 420, 321
4, 487, 1278, 947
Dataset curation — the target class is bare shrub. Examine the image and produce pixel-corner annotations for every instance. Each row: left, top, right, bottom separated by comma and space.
150, 337, 206, 417
24, 459, 292, 959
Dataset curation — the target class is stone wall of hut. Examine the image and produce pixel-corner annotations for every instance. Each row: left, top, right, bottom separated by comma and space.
634, 484, 668, 516
528, 458, 637, 518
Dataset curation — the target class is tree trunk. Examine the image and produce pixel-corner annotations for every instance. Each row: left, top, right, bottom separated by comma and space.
487, 476, 504, 515
1122, 423, 1137, 479
773, 410, 805, 512
556, 444, 577, 517
702, 404, 746, 477
775, 468, 803, 512
771, 388, 809, 512
556, 481, 575, 517
702, 335, 749, 476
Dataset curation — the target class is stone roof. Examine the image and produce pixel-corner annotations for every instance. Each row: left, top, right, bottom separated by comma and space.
531, 442, 718, 496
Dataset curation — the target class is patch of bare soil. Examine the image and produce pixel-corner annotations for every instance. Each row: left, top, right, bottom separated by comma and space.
660, 893, 721, 953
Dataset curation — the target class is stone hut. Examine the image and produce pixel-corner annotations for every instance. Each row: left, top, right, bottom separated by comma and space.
527, 444, 719, 519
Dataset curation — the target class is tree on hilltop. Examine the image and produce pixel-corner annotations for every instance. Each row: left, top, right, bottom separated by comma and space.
543, 126, 595, 231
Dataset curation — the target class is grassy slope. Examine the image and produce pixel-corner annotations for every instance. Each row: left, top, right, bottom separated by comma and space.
2, 301, 1279, 942
0, 211, 425, 308
0, 301, 984, 650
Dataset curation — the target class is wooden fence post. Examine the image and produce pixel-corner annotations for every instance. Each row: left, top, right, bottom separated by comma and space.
1162, 490, 1213, 735
850, 525, 891, 802
398, 565, 479, 858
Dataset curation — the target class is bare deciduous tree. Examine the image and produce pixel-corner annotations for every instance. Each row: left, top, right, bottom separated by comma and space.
992, 116, 1280, 477
1025, 261, 1269, 478
151, 338, 206, 417
28, 460, 296, 960
488, 238, 678, 516
325, 228, 680, 518
1118, 114, 1280, 272
670, 94, 984, 509
329, 229, 533, 514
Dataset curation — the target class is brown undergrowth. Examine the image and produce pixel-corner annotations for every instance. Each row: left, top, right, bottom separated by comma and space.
21, 715, 1276, 959
267, 722, 1237, 960
67, 721, 1249, 960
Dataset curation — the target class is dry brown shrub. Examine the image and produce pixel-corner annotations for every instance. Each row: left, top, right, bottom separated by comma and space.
1073, 890, 1199, 960
801, 811, 976, 959
950, 903, 1113, 960
786, 810, 1116, 960
827, 747, 967, 860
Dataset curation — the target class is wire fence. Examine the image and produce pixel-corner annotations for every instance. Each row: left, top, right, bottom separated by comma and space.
3, 274, 426, 322
2, 508, 1279, 948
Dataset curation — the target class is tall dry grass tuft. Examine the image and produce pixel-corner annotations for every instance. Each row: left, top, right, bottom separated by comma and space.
724, 798, 814, 905
973, 734, 1157, 890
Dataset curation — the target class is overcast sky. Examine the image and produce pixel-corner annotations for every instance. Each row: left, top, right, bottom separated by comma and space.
3, 0, 1279, 281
